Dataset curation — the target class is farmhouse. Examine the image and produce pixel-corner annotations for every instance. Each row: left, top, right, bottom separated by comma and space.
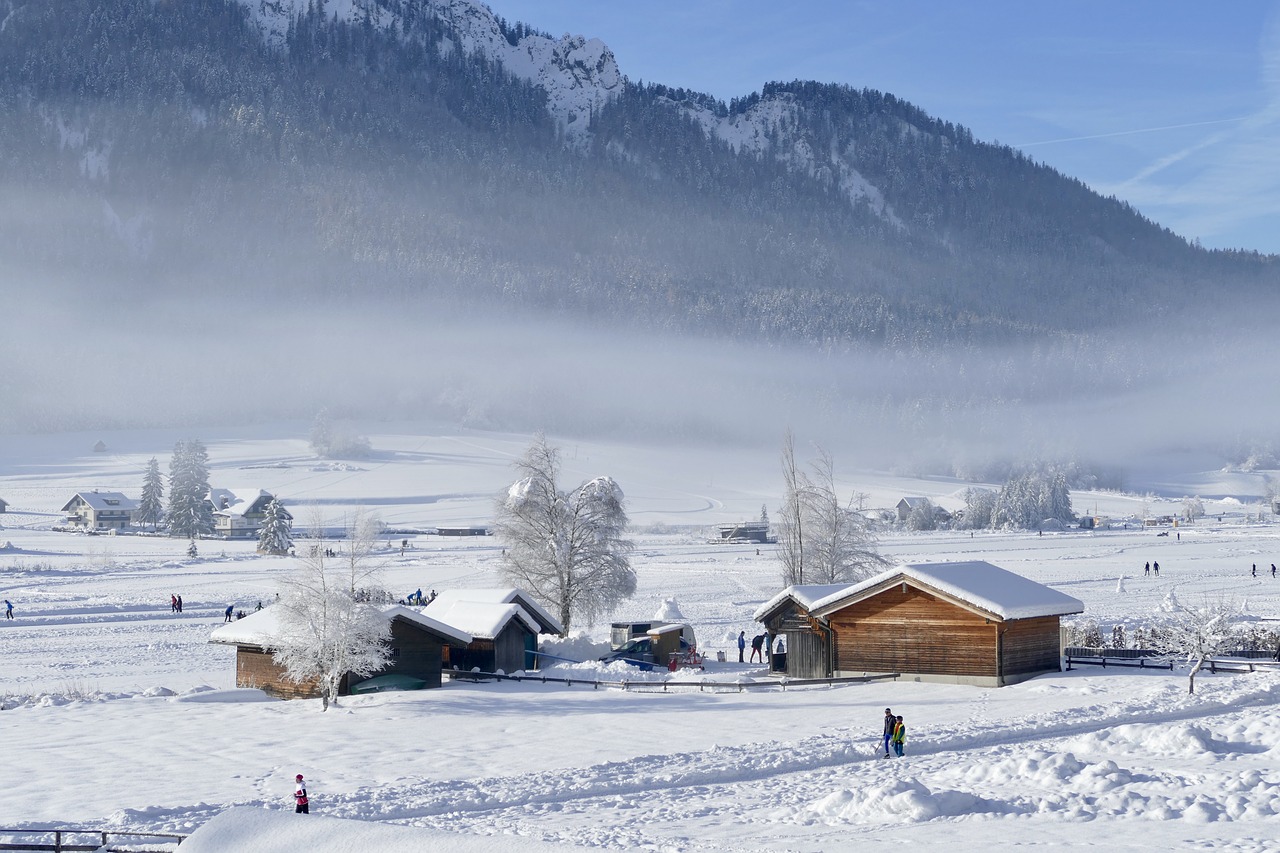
209, 604, 472, 698
752, 583, 855, 678
0, 497, 7, 513
209, 487, 290, 539
60, 491, 139, 530
895, 497, 929, 521
806, 561, 1084, 687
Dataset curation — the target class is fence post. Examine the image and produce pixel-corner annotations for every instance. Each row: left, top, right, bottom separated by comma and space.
55, 830, 62, 853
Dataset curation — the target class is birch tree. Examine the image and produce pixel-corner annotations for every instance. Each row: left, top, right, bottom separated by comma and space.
270, 509, 390, 710
777, 434, 886, 586
493, 435, 635, 635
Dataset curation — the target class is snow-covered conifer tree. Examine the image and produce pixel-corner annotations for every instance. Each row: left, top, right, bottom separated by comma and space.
166, 439, 213, 539
257, 498, 293, 555
137, 457, 164, 531
493, 434, 635, 635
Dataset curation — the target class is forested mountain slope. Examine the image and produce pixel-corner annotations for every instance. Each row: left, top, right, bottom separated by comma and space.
3, 0, 1274, 350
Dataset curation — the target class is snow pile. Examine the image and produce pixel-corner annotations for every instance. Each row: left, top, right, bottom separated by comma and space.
806, 779, 991, 824
653, 597, 685, 621
538, 631, 608, 663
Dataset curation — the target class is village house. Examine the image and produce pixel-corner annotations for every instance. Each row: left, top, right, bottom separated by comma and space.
423, 588, 563, 672
60, 491, 139, 530
209, 604, 472, 698
208, 487, 290, 539
0, 497, 8, 513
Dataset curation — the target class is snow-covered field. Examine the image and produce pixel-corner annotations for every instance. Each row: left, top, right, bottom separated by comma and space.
3, 425, 1280, 851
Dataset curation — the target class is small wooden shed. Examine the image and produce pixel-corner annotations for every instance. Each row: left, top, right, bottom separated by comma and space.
753, 584, 854, 678
423, 588, 564, 673
209, 605, 472, 699
808, 561, 1084, 687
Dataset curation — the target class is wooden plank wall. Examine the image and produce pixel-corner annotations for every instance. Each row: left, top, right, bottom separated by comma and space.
236, 646, 323, 699
828, 586, 998, 677
1000, 616, 1062, 676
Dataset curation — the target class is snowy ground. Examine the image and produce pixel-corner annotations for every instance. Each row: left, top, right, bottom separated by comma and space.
3, 425, 1280, 851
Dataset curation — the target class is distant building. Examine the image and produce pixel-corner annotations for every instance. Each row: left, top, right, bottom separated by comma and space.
434, 526, 490, 537
209, 488, 291, 539
93, 440, 108, 453
715, 521, 771, 543
60, 491, 139, 530
0, 497, 8, 513
896, 497, 929, 521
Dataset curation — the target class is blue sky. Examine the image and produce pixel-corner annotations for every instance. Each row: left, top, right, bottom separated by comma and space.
485, 1, 1280, 254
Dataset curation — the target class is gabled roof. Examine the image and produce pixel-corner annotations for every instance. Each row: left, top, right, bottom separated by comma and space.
60, 491, 139, 513
209, 604, 472, 648
752, 583, 855, 623
425, 601, 540, 641
810, 561, 1085, 622
423, 588, 563, 635
209, 488, 289, 519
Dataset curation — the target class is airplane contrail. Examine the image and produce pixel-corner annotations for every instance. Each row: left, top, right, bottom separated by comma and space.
1016, 116, 1247, 148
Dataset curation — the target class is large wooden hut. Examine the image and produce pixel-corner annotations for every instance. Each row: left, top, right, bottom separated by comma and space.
808, 561, 1084, 687
752, 584, 854, 678
209, 605, 472, 699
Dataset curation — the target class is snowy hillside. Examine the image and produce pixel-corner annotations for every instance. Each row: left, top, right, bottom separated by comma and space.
3, 425, 1280, 849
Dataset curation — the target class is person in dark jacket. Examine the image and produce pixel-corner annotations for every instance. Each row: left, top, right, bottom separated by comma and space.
224, 604, 234, 623
294, 774, 309, 814
882, 708, 896, 757
749, 634, 765, 662
737, 631, 746, 662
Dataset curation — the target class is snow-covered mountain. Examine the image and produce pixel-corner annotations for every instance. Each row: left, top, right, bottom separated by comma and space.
236, 0, 621, 136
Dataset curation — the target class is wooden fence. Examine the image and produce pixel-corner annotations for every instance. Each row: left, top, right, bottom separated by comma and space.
445, 669, 900, 692
0, 829, 185, 852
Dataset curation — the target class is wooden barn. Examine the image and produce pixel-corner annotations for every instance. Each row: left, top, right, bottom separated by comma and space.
753, 584, 855, 678
423, 588, 564, 673
806, 561, 1084, 687
209, 605, 472, 699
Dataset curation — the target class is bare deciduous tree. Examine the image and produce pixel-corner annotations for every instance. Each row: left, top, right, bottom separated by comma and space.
270, 508, 390, 710
1154, 593, 1242, 694
777, 433, 887, 586
493, 435, 635, 635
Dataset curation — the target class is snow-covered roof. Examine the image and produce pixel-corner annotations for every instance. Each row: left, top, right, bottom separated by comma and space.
209, 604, 472, 648
424, 588, 563, 635
425, 601, 539, 641
810, 561, 1085, 621
60, 491, 138, 512
752, 584, 855, 623
209, 488, 278, 517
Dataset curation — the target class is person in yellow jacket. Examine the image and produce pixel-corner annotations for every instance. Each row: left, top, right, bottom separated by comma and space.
891, 715, 906, 757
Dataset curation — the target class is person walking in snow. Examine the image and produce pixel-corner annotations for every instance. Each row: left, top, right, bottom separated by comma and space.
891, 715, 906, 757
1144, 562, 1150, 576
1272, 564, 1277, 579
750, 634, 764, 662
294, 774, 309, 814
1152, 561, 1159, 576
4, 599, 12, 620
224, 604, 234, 623
737, 631, 746, 662
176, 595, 183, 613
170, 594, 177, 613
1253, 564, 1258, 577
882, 707, 896, 758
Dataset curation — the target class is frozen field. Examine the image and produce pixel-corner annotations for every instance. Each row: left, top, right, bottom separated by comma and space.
2, 425, 1280, 850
